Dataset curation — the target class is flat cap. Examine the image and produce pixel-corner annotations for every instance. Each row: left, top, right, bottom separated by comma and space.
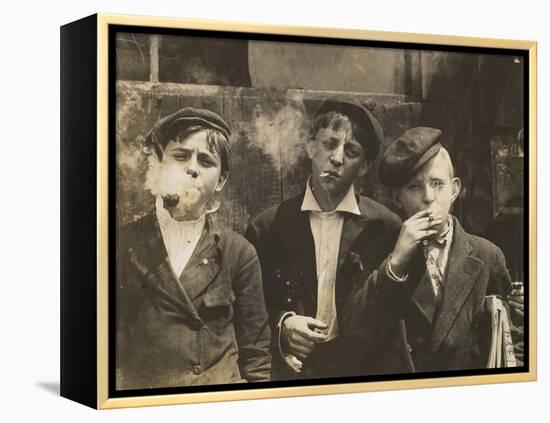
314, 95, 384, 160
145, 107, 231, 149
378, 127, 443, 187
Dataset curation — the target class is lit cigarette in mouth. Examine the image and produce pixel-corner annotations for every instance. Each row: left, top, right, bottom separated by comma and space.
162, 194, 180, 207
319, 171, 337, 178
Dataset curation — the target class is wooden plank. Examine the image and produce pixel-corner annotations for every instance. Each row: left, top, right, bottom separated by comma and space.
115, 87, 158, 227
149, 34, 159, 83
219, 93, 283, 233
115, 84, 420, 234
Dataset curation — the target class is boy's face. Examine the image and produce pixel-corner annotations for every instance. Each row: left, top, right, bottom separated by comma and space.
307, 120, 368, 197
397, 150, 461, 230
146, 130, 227, 220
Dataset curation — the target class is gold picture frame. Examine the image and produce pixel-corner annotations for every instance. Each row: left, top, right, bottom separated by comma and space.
60, 13, 537, 409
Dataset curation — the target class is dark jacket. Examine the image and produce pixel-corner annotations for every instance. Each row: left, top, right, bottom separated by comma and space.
116, 212, 271, 390
245, 193, 401, 380
349, 216, 517, 375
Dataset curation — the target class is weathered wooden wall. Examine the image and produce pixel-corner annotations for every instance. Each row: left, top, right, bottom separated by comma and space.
116, 82, 420, 234
115, 32, 525, 281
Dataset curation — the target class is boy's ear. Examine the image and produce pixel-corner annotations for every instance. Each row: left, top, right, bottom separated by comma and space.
358, 160, 370, 178
451, 177, 462, 203
392, 188, 404, 209
216, 172, 228, 192
306, 137, 316, 159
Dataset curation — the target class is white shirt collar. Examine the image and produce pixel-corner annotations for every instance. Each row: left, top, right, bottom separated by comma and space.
155, 195, 206, 232
435, 216, 454, 246
300, 177, 361, 215
155, 196, 207, 278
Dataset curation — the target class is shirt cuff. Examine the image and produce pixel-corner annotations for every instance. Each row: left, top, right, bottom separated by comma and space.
386, 256, 408, 282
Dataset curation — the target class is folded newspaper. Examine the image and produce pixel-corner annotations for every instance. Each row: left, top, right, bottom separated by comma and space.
485, 295, 517, 368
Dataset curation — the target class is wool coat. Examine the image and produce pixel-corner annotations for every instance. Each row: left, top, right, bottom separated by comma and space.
245, 193, 401, 380
116, 212, 271, 390
348, 216, 520, 374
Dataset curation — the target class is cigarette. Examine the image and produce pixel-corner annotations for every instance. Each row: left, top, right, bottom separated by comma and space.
319, 171, 331, 178
162, 194, 180, 207
286, 355, 303, 373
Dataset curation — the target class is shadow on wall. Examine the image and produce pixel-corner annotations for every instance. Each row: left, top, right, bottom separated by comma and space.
417, 51, 524, 280
417, 52, 523, 230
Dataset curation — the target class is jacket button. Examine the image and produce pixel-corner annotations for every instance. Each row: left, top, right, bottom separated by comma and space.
287, 298, 292, 303
285, 281, 290, 286
192, 365, 201, 375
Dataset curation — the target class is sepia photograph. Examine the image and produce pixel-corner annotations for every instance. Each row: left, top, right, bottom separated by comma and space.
110, 22, 529, 399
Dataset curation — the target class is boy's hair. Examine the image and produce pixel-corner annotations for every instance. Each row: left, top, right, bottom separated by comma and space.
156, 125, 231, 176
398, 148, 456, 187
144, 107, 232, 176
309, 111, 364, 151
437, 147, 455, 179
312, 96, 383, 160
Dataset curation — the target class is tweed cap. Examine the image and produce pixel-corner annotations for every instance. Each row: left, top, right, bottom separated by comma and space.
378, 127, 443, 187
145, 107, 231, 149
314, 95, 384, 160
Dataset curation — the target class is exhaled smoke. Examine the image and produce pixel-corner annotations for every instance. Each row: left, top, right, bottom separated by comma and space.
144, 155, 204, 219
253, 102, 307, 168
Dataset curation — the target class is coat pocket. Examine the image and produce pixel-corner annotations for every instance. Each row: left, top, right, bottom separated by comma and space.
201, 283, 236, 334
203, 284, 236, 307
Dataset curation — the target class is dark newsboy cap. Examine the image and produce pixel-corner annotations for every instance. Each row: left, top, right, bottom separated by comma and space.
378, 127, 443, 187
314, 95, 384, 160
145, 107, 231, 149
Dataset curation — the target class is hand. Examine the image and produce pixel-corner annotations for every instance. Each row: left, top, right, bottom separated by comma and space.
281, 315, 328, 361
389, 208, 444, 277
508, 281, 524, 318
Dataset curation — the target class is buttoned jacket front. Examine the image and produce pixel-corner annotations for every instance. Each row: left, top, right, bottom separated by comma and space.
116, 212, 271, 390
349, 216, 518, 374
245, 193, 401, 380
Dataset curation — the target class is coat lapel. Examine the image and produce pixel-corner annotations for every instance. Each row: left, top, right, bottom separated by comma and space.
275, 193, 380, 305
395, 248, 437, 327
412, 271, 438, 326
179, 217, 223, 302
429, 218, 484, 352
276, 195, 317, 303
127, 213, 202, 326
336, 196, 388, 292
275, 192, 397, 311
338, 210, 367, 269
